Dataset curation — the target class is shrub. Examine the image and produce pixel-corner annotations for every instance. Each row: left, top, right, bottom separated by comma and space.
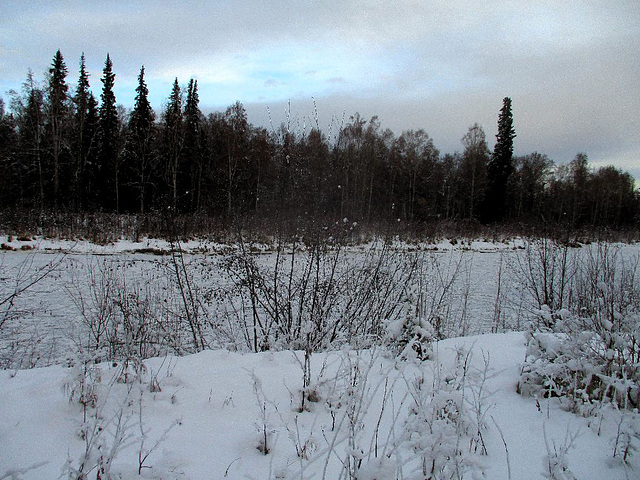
518, 244, 640, 413
219, 238, 420, 353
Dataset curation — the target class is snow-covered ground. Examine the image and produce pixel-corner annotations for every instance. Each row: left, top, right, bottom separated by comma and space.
0, 235, 550, 369
1, 333, 637, 479
0, 234, 529, 255
1, 237, 639, 479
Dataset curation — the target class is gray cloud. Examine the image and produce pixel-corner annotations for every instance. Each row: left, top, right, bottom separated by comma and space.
1, 0, 638, 182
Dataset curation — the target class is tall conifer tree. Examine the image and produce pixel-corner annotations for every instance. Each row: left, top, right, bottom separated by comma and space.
163, 78, 183, 210
0, 97, 18, 208
183, 79, 202, 211
72, 53, 98, 209
482, 97, 515, 223
97, 54, 120, 211
46, 49, 69, 208
72, 53, 90, 208
127, 66, 156, 213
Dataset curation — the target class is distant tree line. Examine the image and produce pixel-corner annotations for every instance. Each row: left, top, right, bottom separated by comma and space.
0, 51, 637, 232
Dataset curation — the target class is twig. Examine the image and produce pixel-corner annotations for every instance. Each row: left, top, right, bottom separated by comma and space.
490, 415, 511, 480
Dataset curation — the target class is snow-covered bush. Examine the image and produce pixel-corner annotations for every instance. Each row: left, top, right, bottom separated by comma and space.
219, 239, 420, 353
301, 347, 491, 479
611, 409, 640, 466
63, 353, 103, 414
384, 304, 435, 361
518, 244, 640, 413
62, 366, 135, 480
67, 255, 206, 363
510, 238, 576, 324
62, 354, 177, 479
519, 310, 640, 412
402, 346, 489, 479
542, 423, 579, 480
384, 249, 472, 360
311, 349, 405, 480
0, 251, 66, 368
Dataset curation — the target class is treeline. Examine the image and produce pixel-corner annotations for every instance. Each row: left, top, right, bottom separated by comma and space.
0, 51, 638, 233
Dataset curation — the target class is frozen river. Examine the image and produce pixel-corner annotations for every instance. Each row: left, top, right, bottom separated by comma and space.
1, 239, 638, 368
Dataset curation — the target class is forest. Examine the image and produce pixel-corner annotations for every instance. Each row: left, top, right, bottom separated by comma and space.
0, 50, 638, 237
2, 51, 640, 480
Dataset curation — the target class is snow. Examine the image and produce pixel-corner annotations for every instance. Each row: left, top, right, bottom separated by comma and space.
1, 333, 637, 479
0, 235, 555, 367
0, 234, 533, 255
1, 238, 639, 479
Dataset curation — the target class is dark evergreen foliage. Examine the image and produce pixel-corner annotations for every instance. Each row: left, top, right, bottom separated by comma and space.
183, 79, 203, 212
97, 54, 120, 211
483, 97, 516, 223
46, 50, 70, 209
71, 53, 95, 210
82, 93, 100, 209
124, 66, 156, 214
0, 98, 18, 208
223, 101, 249, 216
1, 53, 638, 234
162, 78, 183, 211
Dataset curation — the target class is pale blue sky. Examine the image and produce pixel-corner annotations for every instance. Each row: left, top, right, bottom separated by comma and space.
1, 0, 638, 182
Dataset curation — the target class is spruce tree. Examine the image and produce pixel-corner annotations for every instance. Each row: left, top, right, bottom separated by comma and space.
183, 79, 202, 212
83, 93, 99, 208
74, 54, 91, 128
0, 97, 18, 208
97, 54, 120, 211
46, 49, 70, 209
163, 78, 183, 210
184, 79, 200, 143
126, 66, 156, 213
482, 97, 515, 223
72, 53, 94, 210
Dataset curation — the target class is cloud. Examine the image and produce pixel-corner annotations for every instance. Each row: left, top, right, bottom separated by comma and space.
1, 0, 638, 182
264, 78, 284, 87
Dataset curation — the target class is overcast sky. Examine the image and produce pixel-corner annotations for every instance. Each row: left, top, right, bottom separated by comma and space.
2, 0, 638, 183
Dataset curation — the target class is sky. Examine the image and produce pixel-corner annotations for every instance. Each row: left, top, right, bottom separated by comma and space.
1, 0, 639, 184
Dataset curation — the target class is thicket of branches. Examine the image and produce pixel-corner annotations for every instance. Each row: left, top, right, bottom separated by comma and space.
0, 51, 638, 236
